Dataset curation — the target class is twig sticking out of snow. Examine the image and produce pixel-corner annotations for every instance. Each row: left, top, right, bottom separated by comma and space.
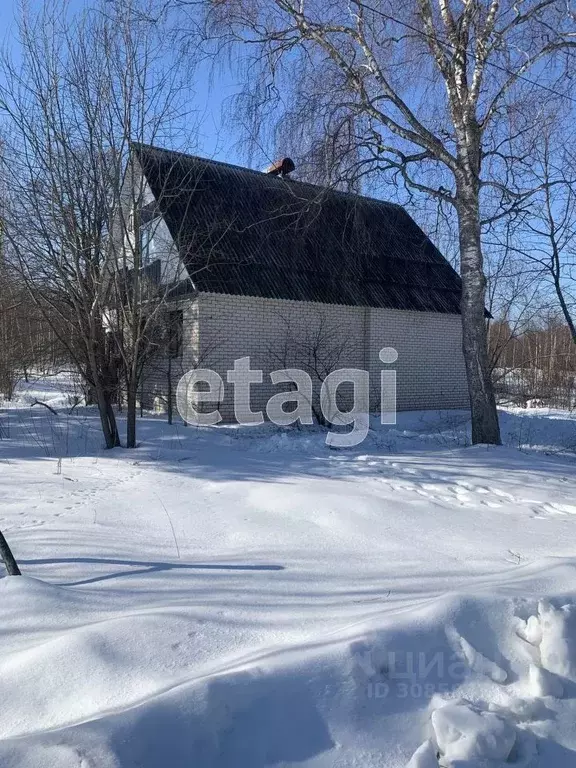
154, 492, 181, 560
506, 549, 522, 565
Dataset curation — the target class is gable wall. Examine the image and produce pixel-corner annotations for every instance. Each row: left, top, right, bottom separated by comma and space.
122, 159, 188, 286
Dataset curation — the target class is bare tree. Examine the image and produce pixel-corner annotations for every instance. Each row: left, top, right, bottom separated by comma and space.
177, 0, 576, 444
269, 311, 357, 426
511, 131, 576, 345
485, 128, 576, 408
484, 231, 546, 375
0, 265, 24, 400
0, 0, 194, 448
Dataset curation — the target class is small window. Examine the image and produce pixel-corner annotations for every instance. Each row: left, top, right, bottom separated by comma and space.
140, 221, 156, 266
167, 310, 183, 358
138, 205, 160, 266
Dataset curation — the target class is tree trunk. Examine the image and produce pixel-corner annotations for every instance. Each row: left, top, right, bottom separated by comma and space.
126, 377, 137, 448
85, 384, 96, 406
88, 337, 120, 448
94, 381, 117, 449
457, 188, 501, 446
105, 396, 120, 447
0, 529, 21, 575
92, 382, 120, 449
553, 274, 576, 346
167, 356, 173, 425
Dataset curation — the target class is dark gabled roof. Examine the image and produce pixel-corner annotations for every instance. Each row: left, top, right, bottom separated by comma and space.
132, 143, 463, 314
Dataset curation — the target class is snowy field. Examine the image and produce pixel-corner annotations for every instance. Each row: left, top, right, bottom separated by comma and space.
1, 376, 576, 767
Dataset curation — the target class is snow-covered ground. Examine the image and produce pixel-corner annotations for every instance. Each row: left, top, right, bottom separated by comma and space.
1, 376, 576, 767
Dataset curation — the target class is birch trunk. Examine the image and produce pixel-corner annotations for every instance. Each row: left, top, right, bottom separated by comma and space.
457, 185, 501, 445
553, 274, 576, 346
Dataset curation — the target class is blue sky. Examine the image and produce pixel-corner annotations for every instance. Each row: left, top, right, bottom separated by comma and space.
0, 0, 244, 165
193, 58, 244, 164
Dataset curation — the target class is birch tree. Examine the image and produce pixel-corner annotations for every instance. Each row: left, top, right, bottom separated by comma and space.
179, 0, 576, 444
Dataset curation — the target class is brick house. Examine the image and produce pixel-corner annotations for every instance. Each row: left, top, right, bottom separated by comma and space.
131, 143, 469, 421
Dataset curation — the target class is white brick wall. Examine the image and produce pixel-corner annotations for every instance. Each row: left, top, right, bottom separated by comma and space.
368, 307, 469, 411
142, 291, 469, 420
140, 298, 199, 411
191, 292, 469, 422
143, 292, 469, 421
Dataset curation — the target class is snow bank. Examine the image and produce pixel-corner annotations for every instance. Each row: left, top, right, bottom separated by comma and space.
0, 575, 574, 767
1, 380, 576, 765
431, 699, 516, 763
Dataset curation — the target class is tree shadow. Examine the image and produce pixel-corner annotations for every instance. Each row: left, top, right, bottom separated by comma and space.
21, 556, 284, 587
3, 406, 576, 489
532, 735, 576, 766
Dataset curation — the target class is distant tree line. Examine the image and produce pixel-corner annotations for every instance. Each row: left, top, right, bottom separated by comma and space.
490, 319, 576, 409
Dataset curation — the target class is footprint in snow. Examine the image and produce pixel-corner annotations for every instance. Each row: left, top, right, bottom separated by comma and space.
375, 465, 571, 518
529, 502, 576, 519
421, 483, 446, 493
489, 487, 516, 501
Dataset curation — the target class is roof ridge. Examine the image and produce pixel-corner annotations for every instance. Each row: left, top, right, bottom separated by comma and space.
131, 142, 405, 212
